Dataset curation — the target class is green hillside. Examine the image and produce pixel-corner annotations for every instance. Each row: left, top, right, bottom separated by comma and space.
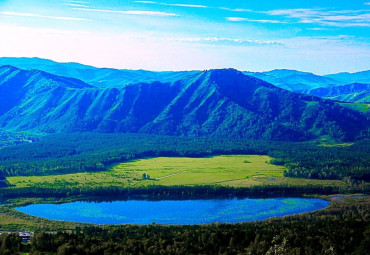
0, 66, 368, 141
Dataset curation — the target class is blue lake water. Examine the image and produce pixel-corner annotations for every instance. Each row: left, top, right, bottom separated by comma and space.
15, 198, 329, 225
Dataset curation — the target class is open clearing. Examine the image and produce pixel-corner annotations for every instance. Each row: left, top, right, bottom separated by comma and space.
7, 155, 345, 189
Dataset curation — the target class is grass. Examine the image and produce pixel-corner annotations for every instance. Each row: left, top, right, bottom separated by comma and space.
319, 142, 354, 147
338, 102, 370, 113
7, 155, 345, 189
0, 155, 354, 231
0, 205, 89, 231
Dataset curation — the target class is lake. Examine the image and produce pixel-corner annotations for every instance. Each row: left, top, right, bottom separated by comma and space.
15, 197, 329, 225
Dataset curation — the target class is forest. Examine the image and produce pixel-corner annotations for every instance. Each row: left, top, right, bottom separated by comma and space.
0, 133, 368, 254
0, 133, 368, 182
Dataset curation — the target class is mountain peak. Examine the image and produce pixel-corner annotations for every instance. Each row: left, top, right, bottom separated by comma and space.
0, 64, 368, 141
203, 68, 277, 92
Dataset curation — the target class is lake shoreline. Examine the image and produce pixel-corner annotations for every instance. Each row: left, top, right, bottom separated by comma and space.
15, 197, 330, 225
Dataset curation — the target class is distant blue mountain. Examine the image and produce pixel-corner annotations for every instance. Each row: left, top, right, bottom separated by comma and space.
244, 69, 370, 102
325, 70, 370, 84
0, 57, 198, 88
0, 65, 368, 141
245, 69, 341, 90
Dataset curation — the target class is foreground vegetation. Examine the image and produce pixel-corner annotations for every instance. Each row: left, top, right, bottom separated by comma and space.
0, 133, 368, 254
0, 195, 369, 255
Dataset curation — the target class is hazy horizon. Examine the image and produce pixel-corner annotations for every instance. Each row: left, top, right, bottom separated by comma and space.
1, 56, 370, 76
0, 0, 369, 74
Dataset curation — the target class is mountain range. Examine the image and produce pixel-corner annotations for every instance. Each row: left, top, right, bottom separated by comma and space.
1, 57, 369, 104
244, 69, 370, 103
0, 57, 197, 88
0, 63, 368, 141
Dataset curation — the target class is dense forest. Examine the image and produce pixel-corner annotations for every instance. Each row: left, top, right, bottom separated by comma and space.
0, 185, 343, 201
1, 196, 369, 255
0, 133, 368, 183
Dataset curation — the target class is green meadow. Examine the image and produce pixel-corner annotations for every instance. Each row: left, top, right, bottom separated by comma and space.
7, 155, 344, 189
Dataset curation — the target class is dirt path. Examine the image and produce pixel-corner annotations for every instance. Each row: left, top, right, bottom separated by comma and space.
156, 171, 188, 180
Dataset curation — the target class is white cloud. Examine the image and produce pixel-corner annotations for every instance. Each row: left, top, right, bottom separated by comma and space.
134, 1, 157, 3
219, 7, 254, 12
67, 3, 88, 8
165, 4, 207, 8
0, 24, 235, 71
365, 2, 370, 5
171, 37, 282, 46
134, 1, 207, 8
69, 0, 88, 3
266, 8, 370, 27
1, 24, 369, 74
73, 7, 177, 16
226, 17, 248, 22
226, 17, 284, 23
306, 27, 333, 31
0, 11, 89, 21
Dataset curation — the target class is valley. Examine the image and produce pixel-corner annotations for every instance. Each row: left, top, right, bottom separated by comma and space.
1, 0, 369, 251
0, 58, 368, 254
6, 155, 345, 190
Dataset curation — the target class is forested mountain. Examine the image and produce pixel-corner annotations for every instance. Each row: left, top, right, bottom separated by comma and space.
0, 65, 368, 141
1, 57, 369, 104
328, 90, 370, 103
299, 83, 370, 103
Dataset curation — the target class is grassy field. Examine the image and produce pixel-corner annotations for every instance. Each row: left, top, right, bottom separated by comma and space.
7, 155, 345, 189
0, 205, 88, 231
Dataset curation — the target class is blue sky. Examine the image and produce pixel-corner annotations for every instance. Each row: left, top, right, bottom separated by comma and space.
0, 0, 369, 74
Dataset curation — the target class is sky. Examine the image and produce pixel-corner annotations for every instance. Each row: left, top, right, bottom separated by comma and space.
0, 0, 369, 74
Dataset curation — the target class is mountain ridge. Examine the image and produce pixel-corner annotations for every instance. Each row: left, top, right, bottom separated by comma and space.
2, 57, 369, 91
0, 58, 198, 88
0, 66, 368, 141
299, 83, 370, 103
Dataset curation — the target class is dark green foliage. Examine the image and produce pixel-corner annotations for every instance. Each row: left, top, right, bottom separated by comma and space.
0, 133, 368, 182
0, 133, 268, 177
2, 197, 368, 255
0, 233, 25, 254
272, 140, 370, 181
0, 185, 341, 200
0, 130, 39, 148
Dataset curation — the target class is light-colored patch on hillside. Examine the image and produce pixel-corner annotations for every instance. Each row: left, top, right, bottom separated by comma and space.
338, 102, 369, 113
319, 142, 354, 148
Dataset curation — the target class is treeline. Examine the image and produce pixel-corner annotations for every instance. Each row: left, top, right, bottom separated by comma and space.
0, 133, 368, 182
0, 133, 267, 177
2, 196, 369, 255
271, 140, 370, 181
0, 185, 345, 200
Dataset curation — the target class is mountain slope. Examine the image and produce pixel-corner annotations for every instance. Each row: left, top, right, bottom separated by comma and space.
299, 83, 370, 103
2, 58, 369, 104
0, 57, 199, 88
0, 66, 368, 141
245, 69, 341, 91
